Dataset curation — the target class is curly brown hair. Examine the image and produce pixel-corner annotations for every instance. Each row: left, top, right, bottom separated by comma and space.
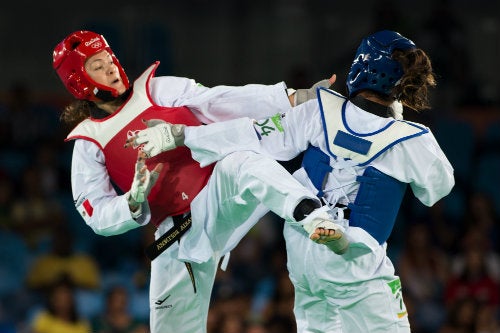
60, 92, 129, 130
391, 48, 437, 111
60, 100, 93, 129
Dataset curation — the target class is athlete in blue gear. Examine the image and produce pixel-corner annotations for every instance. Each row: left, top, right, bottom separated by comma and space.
131, 30, 455, 332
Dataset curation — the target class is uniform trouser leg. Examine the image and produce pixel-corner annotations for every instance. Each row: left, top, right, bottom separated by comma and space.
212, 150, 318, 221
293, 279, 411, 333
149, 244, 218, 333
199, 150, 319, 253
284, 224, 411, 333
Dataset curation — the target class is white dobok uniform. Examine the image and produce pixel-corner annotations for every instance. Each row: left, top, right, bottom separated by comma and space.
184, 88, 455, 333
68, 64, 319, 333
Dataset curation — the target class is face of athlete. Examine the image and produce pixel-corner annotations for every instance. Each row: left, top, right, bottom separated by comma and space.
85, 50, 127, 95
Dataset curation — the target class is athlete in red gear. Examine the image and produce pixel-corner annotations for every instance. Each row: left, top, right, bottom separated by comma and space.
53, 30, 347, 333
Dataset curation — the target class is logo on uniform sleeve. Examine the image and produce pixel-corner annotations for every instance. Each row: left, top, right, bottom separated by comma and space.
254, 113, 285, 137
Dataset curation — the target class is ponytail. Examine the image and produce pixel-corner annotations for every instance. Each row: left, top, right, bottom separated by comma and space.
392, 49, 437, 111
60, 100, 93, 129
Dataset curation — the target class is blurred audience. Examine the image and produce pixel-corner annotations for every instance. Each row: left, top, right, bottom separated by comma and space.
397, 222, 450, 333
29, 277, 91, 333
90, 285, 148, 333
445, 247, 499, 308
8, 166, 66, 253
474, 303, 500, 333
438, 297, 478, 333
461, 192, 500, 255
0, 82, 62, 152
25, 225, 101, 292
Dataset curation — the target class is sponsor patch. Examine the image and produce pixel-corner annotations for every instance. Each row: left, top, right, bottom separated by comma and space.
254, 113, 285, 137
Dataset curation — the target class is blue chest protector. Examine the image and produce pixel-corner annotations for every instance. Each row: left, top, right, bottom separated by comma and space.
347, 166, 407, 244
301, 146, 332, 197
302, 146, 407, 244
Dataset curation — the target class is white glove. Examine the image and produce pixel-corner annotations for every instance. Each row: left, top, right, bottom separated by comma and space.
300, 206, 349, 255
132, 119, 185, 158
127, 152, 162, 209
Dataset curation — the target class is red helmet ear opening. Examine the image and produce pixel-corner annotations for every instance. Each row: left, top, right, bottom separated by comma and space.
65, 72, 92, 99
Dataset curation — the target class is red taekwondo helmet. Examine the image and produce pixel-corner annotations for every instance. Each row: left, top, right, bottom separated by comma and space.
53, 30, 130, 101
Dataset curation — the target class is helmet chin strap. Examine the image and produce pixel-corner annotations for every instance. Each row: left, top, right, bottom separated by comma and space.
94, 88, 118, 102
94, 87, 131, 102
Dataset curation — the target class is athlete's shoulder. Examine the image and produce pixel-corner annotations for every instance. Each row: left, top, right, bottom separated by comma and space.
318, 87, 346, 99
149, 75, 201, 106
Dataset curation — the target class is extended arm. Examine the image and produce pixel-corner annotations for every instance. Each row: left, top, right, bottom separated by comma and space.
150, 75, 334, 123
124, 100, 322, 167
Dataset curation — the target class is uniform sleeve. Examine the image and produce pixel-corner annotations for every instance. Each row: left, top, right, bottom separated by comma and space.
184, 100, 320, 166
71, 140, 151, 236
252, 100, 322, 160
407, 134, 455, 206
375, 131, 455, 207
150, 77, 291, 123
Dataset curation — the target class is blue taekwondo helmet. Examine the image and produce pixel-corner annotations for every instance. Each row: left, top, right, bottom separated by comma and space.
346, 30, 416, 97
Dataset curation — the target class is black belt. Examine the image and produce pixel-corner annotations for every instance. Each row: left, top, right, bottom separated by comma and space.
145, 213, 192, 261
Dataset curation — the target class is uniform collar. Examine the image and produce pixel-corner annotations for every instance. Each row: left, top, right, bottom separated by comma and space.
349, 95, 392, 118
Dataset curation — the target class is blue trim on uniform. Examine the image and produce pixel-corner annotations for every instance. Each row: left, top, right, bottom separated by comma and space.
357, 121, 429, 166
316, 87, 345, 161
317, 87, 429, 166
342, 106, 395, 137
333, 130, 371, 155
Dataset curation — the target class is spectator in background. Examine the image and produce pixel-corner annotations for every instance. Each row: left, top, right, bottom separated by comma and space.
397, 222, 450, 333
444, 247, 499, 308
34, 141, 69, 197
262, 270, 296, 333
438, 297, 478, 333
0, 82, 62, 152
9, 166, 65, 252
0, 224, 32, 325
462, 191, 500, 255
26, 225, 101, 291
450, 225, 500, 286
474, 303, 500, 333
91, 285, 148, 333
30, 277, 91, 333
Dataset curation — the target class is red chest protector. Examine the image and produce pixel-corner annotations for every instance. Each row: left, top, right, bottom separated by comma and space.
66, 62, 214, 227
